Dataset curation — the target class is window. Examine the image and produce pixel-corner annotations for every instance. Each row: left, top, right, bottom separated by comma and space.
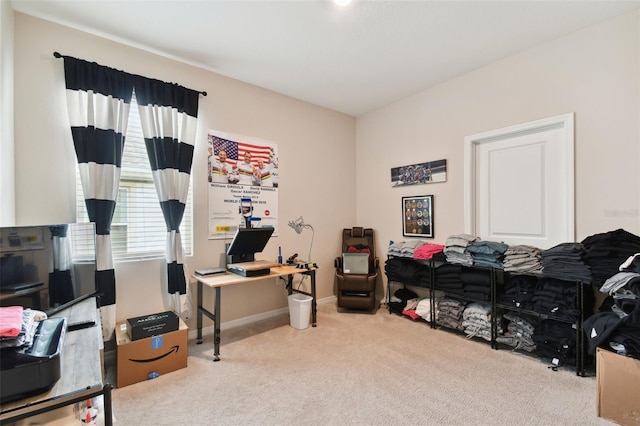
75, 93, 193, 261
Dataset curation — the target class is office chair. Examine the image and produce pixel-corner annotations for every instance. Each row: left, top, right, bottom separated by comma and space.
334, 227, 379, 311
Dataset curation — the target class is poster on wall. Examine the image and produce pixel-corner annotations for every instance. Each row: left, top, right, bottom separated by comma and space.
207, 129, 279, 239
391, 159, 447, 187
402, 195, 434, 238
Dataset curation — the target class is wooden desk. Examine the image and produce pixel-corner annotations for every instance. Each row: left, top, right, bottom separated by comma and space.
194, 265, 316, 361
0, 296, 112, 425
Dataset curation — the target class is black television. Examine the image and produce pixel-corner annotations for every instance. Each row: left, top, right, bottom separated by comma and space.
226, 227, 274, 264
0, 223, 97, 315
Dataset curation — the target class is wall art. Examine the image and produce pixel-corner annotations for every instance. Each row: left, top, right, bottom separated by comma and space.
402, 195, 434, 238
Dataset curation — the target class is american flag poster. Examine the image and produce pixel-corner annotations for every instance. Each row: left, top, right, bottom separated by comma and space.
207, 130, 279, 239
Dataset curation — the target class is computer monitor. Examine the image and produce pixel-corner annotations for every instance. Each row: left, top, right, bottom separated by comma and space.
226, 227, 274, 263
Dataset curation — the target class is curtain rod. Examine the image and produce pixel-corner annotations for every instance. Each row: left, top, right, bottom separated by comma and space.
53, 51, 207, 97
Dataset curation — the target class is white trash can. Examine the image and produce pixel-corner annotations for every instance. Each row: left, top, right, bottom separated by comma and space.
287, 293, 313, 330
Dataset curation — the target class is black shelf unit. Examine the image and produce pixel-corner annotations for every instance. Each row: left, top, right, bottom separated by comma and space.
384, 255, 588, 376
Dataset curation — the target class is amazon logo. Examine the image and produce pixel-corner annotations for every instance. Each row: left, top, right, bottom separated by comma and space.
128, 345, 180, 363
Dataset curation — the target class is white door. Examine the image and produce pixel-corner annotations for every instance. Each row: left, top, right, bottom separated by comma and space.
464, 113, 574, 249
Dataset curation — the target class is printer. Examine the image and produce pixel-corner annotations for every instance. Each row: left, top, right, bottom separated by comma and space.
0, 317, 66, 404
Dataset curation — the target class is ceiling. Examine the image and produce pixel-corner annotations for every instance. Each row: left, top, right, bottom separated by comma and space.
11, 0, 640, 116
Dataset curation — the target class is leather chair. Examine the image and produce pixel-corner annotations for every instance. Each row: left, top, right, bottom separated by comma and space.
334, 227, 379, 311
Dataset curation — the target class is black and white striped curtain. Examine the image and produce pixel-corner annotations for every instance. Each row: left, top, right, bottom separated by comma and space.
134, 76, 199, 318
62, 56, 134, 340
48, 225, 74, 306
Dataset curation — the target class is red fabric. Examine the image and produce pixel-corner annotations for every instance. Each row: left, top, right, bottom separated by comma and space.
0, 306, 24, 337
347, 246, 370, 255
402, 308, 421, 320
414, 243, 445, 260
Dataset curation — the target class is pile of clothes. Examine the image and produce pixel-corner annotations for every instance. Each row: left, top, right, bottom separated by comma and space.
499, 274, 537, 309
496, 312, 536, 352
461, 267, 491, 301
466, 240, 509, 269
0, 306, 46, 349
443, 234, 477, 266
532, 320, 577, 366
582, 229, 640, 287
583, 253, 640, 359
384, 256, 429, 288
461, 302, 495, 341
540, 242, 591, 284
503, 245, 543, 274
436, 298, 466, 331
434, 264, 465, 296
530, 277, 581, 322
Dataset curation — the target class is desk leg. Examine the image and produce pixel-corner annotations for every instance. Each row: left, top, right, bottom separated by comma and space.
196, 281, 203, 344
311, 270, 317, 327
103, 384, 113, 426
213, 286, 221, 362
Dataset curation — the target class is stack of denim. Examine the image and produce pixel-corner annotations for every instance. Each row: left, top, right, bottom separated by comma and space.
466, 240, 508, 269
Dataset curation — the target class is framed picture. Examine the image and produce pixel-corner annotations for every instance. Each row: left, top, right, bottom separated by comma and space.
391, 159, 447, 187
402, 195, 433, 238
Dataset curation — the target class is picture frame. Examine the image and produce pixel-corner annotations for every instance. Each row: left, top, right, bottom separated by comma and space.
402, 195, 434, 238
391, 159, 447, 187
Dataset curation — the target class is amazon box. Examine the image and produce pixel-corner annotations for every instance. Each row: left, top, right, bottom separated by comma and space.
126, 310, 179, 341
596, 348, 640, 425
116, 317, 188, 388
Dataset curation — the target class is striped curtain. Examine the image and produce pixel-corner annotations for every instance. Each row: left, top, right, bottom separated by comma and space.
133, 76, 199, 319
62, 56, 134, 341
48, 225, 74, 306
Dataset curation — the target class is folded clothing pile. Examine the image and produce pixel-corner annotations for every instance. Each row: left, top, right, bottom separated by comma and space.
541, 242, 591, 284
434, 264, 464, 296
462, 302, 498, 342
532, 320, 576, 366
496, 312, 536, 352
436, 298, 466, 331
444, 234, 477, 266
503, 245, 543, 274
499, 274, 538, 309
466, 240, 508, 269
461, 268, 491, 302
0, 306, 47, 349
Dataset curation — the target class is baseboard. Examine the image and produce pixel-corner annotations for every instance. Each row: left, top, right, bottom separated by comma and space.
187, 295, 337, 340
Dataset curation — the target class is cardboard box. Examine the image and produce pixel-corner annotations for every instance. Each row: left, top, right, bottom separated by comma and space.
116, 317, 188, 388
596, 348, 640, 426
126, 310, 179, 341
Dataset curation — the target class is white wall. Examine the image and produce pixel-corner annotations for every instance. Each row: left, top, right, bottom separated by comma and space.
0, 1, 15, 226
356, 10, 640, 273
12, 13, 356, 326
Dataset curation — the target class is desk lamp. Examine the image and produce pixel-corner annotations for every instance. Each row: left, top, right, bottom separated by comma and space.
288, 216, 314, 262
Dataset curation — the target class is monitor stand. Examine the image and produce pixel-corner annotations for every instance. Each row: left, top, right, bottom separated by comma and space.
226, 252, 255, 265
